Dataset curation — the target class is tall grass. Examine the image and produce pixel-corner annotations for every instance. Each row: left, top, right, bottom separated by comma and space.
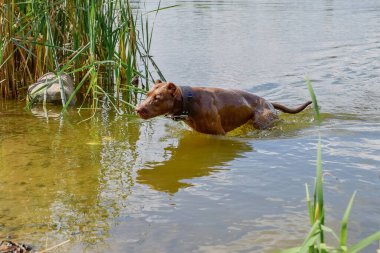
0, 0, 167, 112
280, 80, 380, 253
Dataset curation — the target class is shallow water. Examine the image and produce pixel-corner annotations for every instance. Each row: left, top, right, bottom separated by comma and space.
1, 0, 380, 252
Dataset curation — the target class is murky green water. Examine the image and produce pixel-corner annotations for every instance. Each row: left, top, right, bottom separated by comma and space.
1, 0, 380, 252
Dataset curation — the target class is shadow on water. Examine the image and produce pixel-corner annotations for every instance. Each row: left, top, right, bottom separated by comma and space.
137, 131, 252, 194
30, 106, 62, 119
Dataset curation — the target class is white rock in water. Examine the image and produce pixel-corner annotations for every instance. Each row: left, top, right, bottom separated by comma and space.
27, 72, 76, 106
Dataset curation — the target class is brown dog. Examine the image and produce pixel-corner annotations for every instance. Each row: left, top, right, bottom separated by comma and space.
136, 80, 312, 135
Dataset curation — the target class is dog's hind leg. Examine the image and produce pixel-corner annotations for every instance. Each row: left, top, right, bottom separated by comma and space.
251, 102, 278, 130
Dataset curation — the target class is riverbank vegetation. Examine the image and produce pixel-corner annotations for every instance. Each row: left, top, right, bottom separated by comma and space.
0, 0, 166, 112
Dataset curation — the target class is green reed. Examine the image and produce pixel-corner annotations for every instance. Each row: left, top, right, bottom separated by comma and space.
0, 0, 168, 112
280, 80, 380, 253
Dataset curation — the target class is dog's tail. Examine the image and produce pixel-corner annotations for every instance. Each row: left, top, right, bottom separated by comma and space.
271, 101, 312, 114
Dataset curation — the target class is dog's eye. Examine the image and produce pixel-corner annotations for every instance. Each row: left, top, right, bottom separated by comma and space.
154, 94, 161, 101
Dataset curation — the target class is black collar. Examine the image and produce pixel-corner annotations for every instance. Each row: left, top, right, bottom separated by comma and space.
167, 86, 193, 121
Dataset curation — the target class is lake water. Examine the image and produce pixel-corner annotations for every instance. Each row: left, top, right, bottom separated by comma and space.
1, 0, 380, 252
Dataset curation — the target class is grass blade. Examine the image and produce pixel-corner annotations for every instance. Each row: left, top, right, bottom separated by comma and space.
306, 78, 320, 126
278, 246, 301, 253
299, 220, 321, 253
315, 136, 324, 243
144, 4, 181, 15
321, 225, 340, 242
340, 191, 357, 249
305, 183, 313, 226
348, 231, 380, 253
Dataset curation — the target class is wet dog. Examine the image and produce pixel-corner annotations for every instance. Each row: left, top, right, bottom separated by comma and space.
136, 80, 312, 135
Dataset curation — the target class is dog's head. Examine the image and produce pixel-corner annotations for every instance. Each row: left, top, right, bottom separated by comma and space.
136, 80, 180, 119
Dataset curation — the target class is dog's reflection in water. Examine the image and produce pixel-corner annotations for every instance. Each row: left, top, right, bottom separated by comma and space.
137, 132, 252, 194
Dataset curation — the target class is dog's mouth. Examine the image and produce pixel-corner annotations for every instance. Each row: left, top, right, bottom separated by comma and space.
137, 111, 148, 119
136, 107, 151, 119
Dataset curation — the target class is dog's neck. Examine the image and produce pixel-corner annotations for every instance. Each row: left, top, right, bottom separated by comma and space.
170, 86, 193, 120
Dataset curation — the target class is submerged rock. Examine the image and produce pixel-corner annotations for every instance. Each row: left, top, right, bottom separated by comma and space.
27, 72, 76, 106
0, 240, 33, 253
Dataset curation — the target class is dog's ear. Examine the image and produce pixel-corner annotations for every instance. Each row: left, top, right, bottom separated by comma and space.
155, 79, 162, 85
167, 82, 177, 94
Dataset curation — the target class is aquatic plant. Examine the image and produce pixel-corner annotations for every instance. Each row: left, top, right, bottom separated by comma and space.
0, 0, 169, 112
280, 80, 380, 253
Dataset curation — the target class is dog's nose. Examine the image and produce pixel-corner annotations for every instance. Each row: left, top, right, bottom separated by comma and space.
135, 106, 146, 115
